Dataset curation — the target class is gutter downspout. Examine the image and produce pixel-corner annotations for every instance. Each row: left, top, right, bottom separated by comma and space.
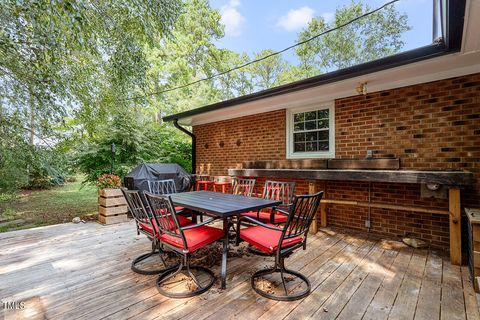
173, 119, 196, 174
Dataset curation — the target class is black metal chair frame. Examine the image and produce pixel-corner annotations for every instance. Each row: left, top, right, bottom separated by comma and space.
144, 192, 220, 298
148, 179, 177, 195
236, 191, 324, 301
147, 178, 205, 222
231, 177, 256, 197
121, 188, 176, 275
259, 180, 295, 223
242, 180, 295, 255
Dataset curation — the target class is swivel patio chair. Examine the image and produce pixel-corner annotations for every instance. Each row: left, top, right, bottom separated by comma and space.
148, 179, 177, 195
231, 177, 256, 197
241, 180, 295, 224
144, 192, 224, 298
148, 178, 198, 220
121, 188, 191, 275
236, 191, 323, 301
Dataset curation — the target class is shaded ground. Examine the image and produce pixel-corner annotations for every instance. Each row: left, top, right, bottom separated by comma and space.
0, 177, 97, 232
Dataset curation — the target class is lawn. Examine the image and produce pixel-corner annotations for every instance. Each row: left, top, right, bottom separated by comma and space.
0, 177, 98, 232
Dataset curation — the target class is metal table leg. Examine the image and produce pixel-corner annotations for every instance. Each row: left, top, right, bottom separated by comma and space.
221, 216, 229, 289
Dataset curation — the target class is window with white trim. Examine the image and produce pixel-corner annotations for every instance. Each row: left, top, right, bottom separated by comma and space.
286, 104, 335, 159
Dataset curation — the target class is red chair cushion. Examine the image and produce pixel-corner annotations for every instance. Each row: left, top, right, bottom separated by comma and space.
160, 225, 224, 253
240, 225, 303, 254
240, 209, 288, 223
139, 215, 192, 235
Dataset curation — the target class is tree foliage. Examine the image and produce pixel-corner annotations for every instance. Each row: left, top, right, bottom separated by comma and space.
0, 0, 411, 192
76, 113, 192, 184
296, 1, 410, 77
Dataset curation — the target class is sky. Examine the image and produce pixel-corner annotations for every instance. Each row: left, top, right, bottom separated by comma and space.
209, 0, 434, 64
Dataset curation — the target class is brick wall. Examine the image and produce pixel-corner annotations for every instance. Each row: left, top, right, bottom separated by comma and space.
193, 73, 480, 250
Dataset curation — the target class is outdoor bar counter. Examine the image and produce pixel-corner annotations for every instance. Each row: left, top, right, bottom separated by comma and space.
228, 163, 475, 265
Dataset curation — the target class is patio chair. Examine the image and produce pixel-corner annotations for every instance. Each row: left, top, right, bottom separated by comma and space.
231, 177, 256, 197
236, 191, 323, 301
121, 188, 191, 275
241, 180, 295, 224
144, 192, 224, 298
148, 179, 176, 195
148, 178, 198, 220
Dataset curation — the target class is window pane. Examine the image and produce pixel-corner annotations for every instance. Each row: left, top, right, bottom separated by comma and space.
305, 120, 316, 130
306, 131, 316, 141
318, 109, 329, 119
294, 132, 305, 142
318, 141, 329, 151
294, 122, 304, 131
305, 111, 317, 121
306, 142, 317, 151
294, 113, 304, 122
317, 119, 329, 129
294, 143, 305, 152
318, 130, 329, 140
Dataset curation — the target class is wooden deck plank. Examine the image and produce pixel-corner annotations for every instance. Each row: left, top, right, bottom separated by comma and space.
362, 246, 414, 320
461, 266, 480, 320
203, 231, 348, 320
254, 232, 371, 320
310, 244, 389, 319
0, 222, 477, 320
441, 258, 466, 320
414, 251, 443, 320
282, 237, 378, 319
388, 249, 428, 320
100, 232, 342, 320
335, 241, 400, 320
174, 232, 349, 320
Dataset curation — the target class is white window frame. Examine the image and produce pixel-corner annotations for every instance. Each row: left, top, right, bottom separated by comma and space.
286, 103, 335, 159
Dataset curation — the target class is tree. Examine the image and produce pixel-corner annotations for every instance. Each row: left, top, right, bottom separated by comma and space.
295, 1, 410, 76
76, 112, 192, 184
0, 0, 182, 188
248, 49, 289, 91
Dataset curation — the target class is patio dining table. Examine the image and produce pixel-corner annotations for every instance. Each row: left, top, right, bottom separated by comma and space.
169, 191, 281, 289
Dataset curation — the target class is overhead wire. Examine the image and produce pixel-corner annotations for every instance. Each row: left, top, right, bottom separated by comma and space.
121, 0, 399, 102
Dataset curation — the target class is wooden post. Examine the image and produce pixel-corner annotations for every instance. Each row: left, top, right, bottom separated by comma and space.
449, 187, 461, 265
308, 181, 317, 234
320, 202, 327, 227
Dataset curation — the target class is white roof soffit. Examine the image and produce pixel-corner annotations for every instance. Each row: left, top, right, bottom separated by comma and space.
179, 0, 480, 126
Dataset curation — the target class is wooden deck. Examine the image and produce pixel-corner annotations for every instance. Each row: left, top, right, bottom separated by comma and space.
0, 221, 479, 320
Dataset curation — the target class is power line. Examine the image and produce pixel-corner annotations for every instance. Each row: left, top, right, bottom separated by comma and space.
123, 0, 399, 102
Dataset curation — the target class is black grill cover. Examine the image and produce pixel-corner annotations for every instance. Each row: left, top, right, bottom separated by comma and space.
124, 163, 193, 193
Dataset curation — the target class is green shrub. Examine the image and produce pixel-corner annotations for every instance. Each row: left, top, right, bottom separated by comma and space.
76, 113, 191, 185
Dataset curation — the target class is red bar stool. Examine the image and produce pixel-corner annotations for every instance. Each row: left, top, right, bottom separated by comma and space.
195, 175, 213, 191
213, 176, 231, 193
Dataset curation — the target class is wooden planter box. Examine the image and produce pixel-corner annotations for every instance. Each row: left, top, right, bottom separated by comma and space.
466, 208, 480, 292
98, 188, 128, 225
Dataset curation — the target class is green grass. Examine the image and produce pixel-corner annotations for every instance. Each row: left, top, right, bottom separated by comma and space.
0, 176, 98, 233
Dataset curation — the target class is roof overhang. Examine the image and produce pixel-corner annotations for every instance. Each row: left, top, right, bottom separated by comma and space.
164, 0, 479, 126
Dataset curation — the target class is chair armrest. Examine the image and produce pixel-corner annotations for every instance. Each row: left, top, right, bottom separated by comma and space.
181, 217, 219, 230
272, 207, 290, 216
237, 216, 284, 231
